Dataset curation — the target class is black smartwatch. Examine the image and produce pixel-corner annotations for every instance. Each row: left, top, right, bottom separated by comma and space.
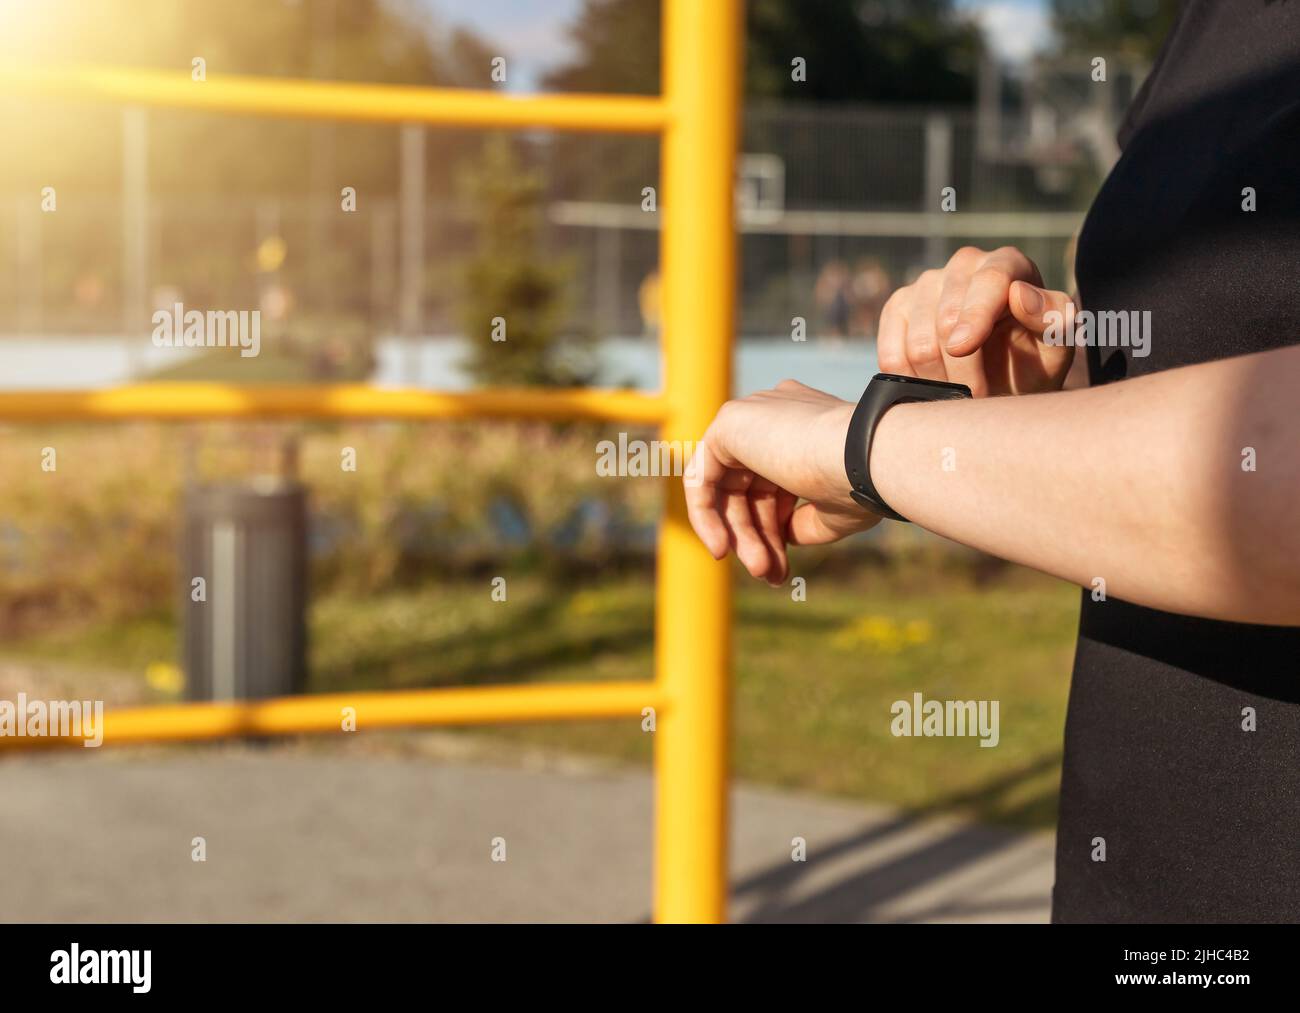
843, 373, 972, 522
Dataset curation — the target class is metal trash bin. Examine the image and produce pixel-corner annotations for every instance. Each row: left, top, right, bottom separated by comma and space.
182, 477, 308, 701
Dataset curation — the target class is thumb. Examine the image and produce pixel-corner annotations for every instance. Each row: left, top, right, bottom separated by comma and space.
1009, 281, 1074, 337
787, 501, 880, 546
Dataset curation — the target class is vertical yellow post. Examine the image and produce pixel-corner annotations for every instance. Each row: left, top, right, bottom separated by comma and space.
654, 0, 742, 923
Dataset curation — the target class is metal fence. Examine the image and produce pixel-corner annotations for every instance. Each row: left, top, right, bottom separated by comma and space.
0, 0, 739, 924
0, 97, 1102, 352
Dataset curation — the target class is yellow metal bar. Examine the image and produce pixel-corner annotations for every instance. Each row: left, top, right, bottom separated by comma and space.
0, 64, 669, 134
654, 0, 741, 923
0, 8, 744, 924
0, 384, 668, 423
0, 681, 665, 751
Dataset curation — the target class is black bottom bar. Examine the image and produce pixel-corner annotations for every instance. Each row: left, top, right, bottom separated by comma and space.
0, 923, 1286, 1000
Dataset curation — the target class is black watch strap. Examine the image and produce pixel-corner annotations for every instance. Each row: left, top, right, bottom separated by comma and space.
844, 373, 972, 522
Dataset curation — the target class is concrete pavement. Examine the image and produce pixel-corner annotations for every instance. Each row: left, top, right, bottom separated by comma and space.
0, 742, 1053, 922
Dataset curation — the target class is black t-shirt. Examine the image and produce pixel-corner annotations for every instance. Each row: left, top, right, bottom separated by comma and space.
1056, 0, 1300, 922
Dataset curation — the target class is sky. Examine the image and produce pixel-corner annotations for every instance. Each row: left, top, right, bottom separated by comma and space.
425, 0, 1056, 93
960, 0, 1054, 65
427, 0, 582, 91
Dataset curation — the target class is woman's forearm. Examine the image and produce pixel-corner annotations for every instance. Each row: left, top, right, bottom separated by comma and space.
867, 345, 1300, 625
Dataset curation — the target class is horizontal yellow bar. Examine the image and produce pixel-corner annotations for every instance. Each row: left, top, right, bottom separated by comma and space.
0, 384, 668, 423
0, 681, 666, 750
0, 64, 669, 134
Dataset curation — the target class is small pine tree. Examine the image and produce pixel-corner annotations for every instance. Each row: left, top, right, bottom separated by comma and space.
459, 137, 593, 387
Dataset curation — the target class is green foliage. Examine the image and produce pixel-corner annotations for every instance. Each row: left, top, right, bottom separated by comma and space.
539, 0, 982, 201
746, 0, 980, 104
0, 0, 493, 198
1050, 0, 1182, 60
542, 0, 981, 103
458, 137, 593, 387
543, 0, 662, 95
0, 421, 660, 634
0, 0, 501, 334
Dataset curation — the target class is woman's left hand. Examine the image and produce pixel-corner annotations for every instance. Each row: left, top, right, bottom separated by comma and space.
684, 380, 879, 585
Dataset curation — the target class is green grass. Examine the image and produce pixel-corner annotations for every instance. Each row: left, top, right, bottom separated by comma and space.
0, 564, 1079, 828
143, 347, 354, 383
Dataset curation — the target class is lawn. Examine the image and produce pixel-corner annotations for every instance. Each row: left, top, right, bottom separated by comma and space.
0, 562, 1079, 829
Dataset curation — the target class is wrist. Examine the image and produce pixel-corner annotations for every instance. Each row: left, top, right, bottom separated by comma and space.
866, 399, 922, 515
820, 402, 857, 499
844, 374, 972, 520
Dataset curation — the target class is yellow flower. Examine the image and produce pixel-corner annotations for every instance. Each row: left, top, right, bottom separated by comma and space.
567, 591, 601, 617
145, 662, 185, 695
903, 619, 934, 644
832, 616, 933, 653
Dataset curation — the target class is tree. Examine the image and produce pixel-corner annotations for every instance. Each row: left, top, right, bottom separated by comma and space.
543, 0, 983, 103
0, 0, 502, 339
1050, 0, 1182, 61
542, 0, 661, 96
540, 0, 983, 201
746, 0, 980, 104
459, 138, 592, 388
0, 0, 496, 197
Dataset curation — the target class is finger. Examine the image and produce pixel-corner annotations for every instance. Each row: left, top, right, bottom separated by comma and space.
722, 486, 774, 581
977, 317, 1014, 395
787, 502, 871, 546
777, 488, 797, 535
1008, 281, 1074, 336
875, 289, 912, 375
902, 270, 947, 381
748, 477, 789, 585
683, 440, 732, 559
768, 378, 831, 403
757, 379, 837, 411
939, 342, 990, 398
946, 247, 1042, 357
788, 503, 839, 546
1003, 323, 1062, 393
933, 249, 993, 395
934, 246, 985, 346
773, 378, 815, 394
980, 314, 1072, 395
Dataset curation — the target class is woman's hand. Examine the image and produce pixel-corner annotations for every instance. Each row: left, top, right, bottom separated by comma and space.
879, 246, 1075, 397
684, 380, 878, 585
685, 344, 1300, 625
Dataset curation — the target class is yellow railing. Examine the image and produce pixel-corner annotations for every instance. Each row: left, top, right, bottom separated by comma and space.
0, 0, 740, 923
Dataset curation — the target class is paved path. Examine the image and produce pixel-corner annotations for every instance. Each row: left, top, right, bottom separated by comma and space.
0, 745, 1053, 922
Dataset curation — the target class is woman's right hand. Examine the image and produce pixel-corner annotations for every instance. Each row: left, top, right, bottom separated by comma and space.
877, 245, 1075, 397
